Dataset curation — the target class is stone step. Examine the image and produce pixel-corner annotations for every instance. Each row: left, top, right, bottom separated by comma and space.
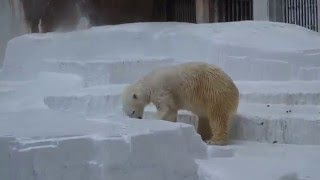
43, 58, 175, 86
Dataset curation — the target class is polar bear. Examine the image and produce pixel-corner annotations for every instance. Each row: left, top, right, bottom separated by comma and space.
121, 62, 239, 145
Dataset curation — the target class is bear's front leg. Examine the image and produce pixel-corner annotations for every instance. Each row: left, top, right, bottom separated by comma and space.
156, 106, 178, 122
153, 92, 178, 122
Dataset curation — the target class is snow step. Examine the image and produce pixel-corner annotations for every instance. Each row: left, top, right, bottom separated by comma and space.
43, 81, 320, 117
237, 81, 320, 105
43, 58, 174, 86
42, 81, 320, 145
43, 85, 126, 118
43, 87, 320, 145
231, 103, 320, 145
298, 66, 320, 80
144, 103, 320, 145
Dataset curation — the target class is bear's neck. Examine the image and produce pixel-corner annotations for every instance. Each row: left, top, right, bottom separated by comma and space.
135, 81, 152, 105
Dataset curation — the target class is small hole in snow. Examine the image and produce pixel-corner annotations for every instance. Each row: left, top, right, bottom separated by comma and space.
272, 140, 277, 144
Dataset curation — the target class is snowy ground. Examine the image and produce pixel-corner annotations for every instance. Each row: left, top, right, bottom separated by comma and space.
1, 21, 320, 180
199, 141, 320, 180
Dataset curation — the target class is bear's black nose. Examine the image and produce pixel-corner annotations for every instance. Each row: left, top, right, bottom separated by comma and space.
137, 116, 142, 119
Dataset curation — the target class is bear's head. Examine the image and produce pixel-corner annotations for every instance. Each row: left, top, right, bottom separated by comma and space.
121, 84, 150, 119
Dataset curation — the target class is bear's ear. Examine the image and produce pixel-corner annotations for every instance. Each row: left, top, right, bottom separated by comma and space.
132, 94, 137, 99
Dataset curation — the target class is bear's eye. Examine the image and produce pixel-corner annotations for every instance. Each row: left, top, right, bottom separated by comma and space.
132, 94, 137, 99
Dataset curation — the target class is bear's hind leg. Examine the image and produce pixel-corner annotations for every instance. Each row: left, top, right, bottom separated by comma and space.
197, 116, 212, 141
206, 112, 230, 146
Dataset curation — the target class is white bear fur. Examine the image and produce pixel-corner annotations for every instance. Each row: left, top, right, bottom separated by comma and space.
121, 62, 239, 145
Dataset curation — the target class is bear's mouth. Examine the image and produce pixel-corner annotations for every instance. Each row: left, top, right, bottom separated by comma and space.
131, 110, 135, 116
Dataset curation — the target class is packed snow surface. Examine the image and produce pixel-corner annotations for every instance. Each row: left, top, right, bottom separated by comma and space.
2, 21, 320, 81
0, 108, 207, 180
199, 141, 320, 180
1, 21, 320, 180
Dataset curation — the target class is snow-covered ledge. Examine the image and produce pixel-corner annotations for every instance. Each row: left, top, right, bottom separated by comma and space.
0, 109, 207, 180
2, 21, 320, 82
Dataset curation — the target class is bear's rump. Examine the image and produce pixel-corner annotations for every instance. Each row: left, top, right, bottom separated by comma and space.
176, 70, 238, 114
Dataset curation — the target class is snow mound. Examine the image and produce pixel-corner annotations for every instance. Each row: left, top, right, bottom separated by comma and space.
2, 21, 320, 81
0, 109, 207, 180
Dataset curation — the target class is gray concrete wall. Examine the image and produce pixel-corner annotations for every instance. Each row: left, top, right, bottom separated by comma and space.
253, 0, 269, 21
0, 0, 29, 67
268, 0, 284, 22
